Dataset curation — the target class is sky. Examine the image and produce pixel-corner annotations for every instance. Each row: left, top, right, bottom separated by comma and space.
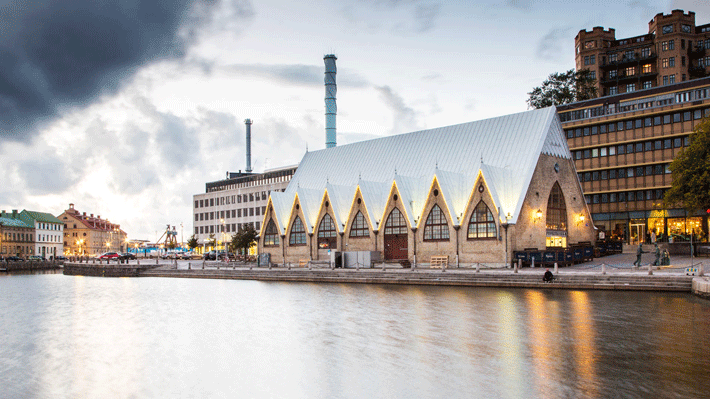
1, 0, 708, 242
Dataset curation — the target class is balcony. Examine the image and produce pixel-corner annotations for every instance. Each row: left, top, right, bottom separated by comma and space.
600, 52, 657, 68
689, 65, 709, 79
689, 46, 706, 57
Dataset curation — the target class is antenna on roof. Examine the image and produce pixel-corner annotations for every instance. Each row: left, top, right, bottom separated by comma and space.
394, 167, 397, 175
306, 143, 309, 153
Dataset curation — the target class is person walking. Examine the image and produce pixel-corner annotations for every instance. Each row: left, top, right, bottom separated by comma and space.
633, 243, 645, 267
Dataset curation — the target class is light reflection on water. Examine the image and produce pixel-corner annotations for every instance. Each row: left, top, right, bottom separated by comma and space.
1, 272, 709, 399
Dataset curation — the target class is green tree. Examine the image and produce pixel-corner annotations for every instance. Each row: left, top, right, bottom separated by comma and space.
527, 69, 597, 109
208, 233, 216, 250
231, 224, 258, 263
664, 118, 710, 212
187, 235, 198, 251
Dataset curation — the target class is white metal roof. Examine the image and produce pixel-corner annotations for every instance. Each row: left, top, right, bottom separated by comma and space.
265, 107, 569, 234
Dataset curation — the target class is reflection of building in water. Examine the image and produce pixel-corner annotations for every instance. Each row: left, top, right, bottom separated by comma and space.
259, 107, 596, 265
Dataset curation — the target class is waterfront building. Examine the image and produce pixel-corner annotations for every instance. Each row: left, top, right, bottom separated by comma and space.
259, 107, 595, 265
558, 77, 710, 244
193, 165, 297, 253
58, 204, 127, 255
575, 9, 710, 97
0, 210, 34, 257
17, 210, 64, 259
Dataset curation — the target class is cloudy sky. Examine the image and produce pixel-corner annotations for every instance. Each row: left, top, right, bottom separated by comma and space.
1, 0, 708, 241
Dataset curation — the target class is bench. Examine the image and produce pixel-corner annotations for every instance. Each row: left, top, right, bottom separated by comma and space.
299, 259, 309, 268
430, 255, 449, 268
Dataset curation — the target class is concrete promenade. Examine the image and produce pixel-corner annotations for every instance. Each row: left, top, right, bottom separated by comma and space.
101, 250, 709, 295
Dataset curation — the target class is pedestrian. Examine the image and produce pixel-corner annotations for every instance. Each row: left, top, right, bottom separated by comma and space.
633, 243, 645, 267
653, 243, 660, 266
543, 268, 554, 283
651, 230, 657, 244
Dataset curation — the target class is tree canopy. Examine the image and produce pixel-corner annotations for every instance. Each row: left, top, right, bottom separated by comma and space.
231, 224, 258, 262
187, 235, 198, 250
527, 69, 597, 109
664, 118, 710, 212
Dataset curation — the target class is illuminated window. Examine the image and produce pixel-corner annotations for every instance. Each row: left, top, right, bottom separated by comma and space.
289, 217, 306, 246
642, 64, 652, 73
467, 201, 496, 239
263, 220, 279, 246
349, 211, 369, 238
546, 182, 567, 232
317, 214, 337, 249
423, 205, 449, 241
625, 66, 635, 76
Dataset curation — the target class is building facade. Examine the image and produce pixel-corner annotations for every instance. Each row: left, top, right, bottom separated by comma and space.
259, 107, 596, 266
558, 77, 710, 244
576, 10, 710, 97
193, 166, 297, 253
0, 210, 34, 258
58, 204, 127, 255
18, 210, 64, 259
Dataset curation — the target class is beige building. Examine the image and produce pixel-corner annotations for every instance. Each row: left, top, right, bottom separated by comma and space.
259, 107, 595, 266
59, 204, 127, 256
576, 9, 710, 97
0, 211, 34, 258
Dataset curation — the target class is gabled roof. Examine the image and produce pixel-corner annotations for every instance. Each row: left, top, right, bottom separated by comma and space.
263, 107, 570, 235
0, 217, 33, 228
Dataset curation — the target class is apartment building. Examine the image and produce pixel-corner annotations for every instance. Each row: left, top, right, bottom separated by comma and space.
193, 165, 297, 253
576, 9, 710, 96
558, 77, 710, 244
58, 204, 128, 255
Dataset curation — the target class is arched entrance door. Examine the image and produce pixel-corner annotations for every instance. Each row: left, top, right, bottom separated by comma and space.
384, 207, 408, 260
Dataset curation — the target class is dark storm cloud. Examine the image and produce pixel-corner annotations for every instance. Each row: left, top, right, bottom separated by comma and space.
0, 0, 228, 140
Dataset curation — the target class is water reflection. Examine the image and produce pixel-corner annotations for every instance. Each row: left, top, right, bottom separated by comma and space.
1, 274, 709, 398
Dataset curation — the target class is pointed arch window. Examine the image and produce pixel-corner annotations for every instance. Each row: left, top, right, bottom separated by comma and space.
424, 204, 450, 241
468, 201, 497, 239
546, 182, 568, 247
350, 211, 369, 238
317, 214, 337, 249
384, 208, 407, 235
289, 217, 306, 246
263, 219, 280, 246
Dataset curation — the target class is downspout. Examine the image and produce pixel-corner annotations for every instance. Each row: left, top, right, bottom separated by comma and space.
411, 227, 417, 266
454, 225, 460, 267
309, 232, 314, 260
281, 234, 286, 266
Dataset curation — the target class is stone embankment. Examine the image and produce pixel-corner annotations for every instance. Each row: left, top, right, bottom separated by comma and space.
1, 260, 62, 272
64, 263, 161, 277
140, 266, 694, 292
692, 277, 710, 298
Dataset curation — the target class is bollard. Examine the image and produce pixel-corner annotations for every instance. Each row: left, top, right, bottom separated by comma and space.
442, 262, 446, 273
382, 264, 386, 272
531, 257, 535, 268
156, 258, 158, 265
309, 262, 312, 271
413, 255, 416, 270
647, 263, 653, 275
202, 260, 205, 269
476, 263, 480, 273
249, 263, 252, 270
269, 263, 272, 270
699, 263, 705, 277
188, 263, 191, 270
515, 259, 520, 273
554, 262, 558, 274
602, 263, 606, 275
356, 262, 359, 271
137, 259, 140, 265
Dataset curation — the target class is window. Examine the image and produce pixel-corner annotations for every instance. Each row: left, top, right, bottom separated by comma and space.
625, 66, 635, 76
589, 71, 596, 80
609, 86, 618, 95
642, 81, 652, 89
662, 58, 669, 68
669, 57, 675, 67
641, 48, 651, 58
609, 53, 618, 62
669, 75, 675, 84
467, 201, 496, 239
423, 204, 449, 241
642, 64, 652, 74
590, 55, 595, 64
626, 83, 635, 92
289, 217, 306, 245
663, 75, 668, 85
669, 40, 674, 50
609, 70, 618, 78
384, 208, 407, 235
682, 56, 686, 66
624, 50, 634, 60
546, 182, 567, 232
317, 214, 337, 249
264, 220, 279, 246
662, 41, 669, 51
349, 211, 369, 237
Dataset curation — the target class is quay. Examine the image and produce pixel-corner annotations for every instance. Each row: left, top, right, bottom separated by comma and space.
60, 251, 710, 296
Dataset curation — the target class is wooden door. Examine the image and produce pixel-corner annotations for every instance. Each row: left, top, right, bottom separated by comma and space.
384, 234, 408, 260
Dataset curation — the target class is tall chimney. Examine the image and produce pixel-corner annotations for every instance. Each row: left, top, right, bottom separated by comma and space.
324, 54, 337, 149
244, 119, 253, 173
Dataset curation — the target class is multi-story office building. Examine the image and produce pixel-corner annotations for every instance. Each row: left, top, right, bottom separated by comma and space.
576, 9, 710, 97
58, 204, 127, 255
558, 76, 710, 244
193, 165, 297, 253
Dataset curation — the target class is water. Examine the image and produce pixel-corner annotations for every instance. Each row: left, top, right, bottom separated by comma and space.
1, 271, 709, 399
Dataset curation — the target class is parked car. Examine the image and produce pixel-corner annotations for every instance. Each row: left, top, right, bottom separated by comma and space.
29, 255, 46, 261
120, 253, 136, 260
54, 255, 68, 261
99, 252, 120, 259
6, 256, 22, 261
179, 252, 193, 260
203, 251, 217, 260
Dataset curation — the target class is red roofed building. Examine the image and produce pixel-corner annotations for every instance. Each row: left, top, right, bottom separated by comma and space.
58, 203, 127, 256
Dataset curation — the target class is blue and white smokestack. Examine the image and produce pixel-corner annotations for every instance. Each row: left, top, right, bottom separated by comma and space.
244, 119, 253, 173
324, 54, 337, 149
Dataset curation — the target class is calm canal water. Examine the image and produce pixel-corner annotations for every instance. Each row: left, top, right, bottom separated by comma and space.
1, 271, 709, 399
